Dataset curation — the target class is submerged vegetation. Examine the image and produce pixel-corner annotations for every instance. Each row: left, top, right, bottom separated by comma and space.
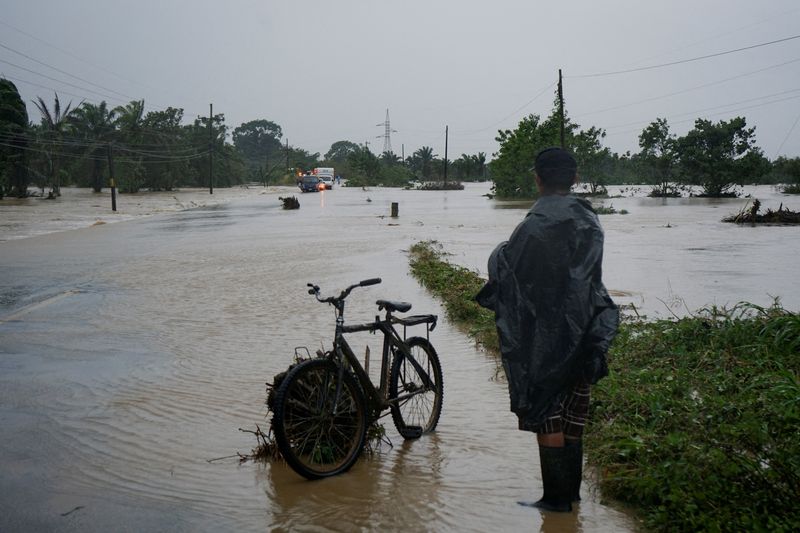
723, 198, 800, 224
408, 241, 800, 532
593, 203, 629, 215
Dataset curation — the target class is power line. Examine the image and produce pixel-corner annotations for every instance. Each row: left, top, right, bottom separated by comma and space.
457, 82, 556, 135
603, 88, 800, 131
569, 34, 800, 79
574, 57, 800, 119
604, 94, 800, 138
0, 58, 129, 104
3, 73, 95, 104
0, 40, 137, 101
775, 111, 800, 157
0, 17, 150, 93
0, 140, 210, 163
0, 129, 209, 153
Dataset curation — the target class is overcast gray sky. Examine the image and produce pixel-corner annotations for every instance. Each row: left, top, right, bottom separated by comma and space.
2, 0, 799, 160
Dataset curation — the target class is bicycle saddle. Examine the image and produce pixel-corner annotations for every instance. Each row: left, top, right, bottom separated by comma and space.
376, 299, 412, 313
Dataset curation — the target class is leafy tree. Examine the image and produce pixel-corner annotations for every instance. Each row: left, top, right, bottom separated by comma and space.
345, 145, 414, 187
232, 119, 283, 182
288, 146, 320, 177
71, 101, 117, 192
32, 93, 76, 196
573, 126, 612, 195
490, 112, 563, 198
771, 156, 800, 190
325, 140, 359, 162
676, 117, 767, 197
347, 144, 380, 181
0, 78, 29, 198
638, 118, 680, 196
140, 106, 188, 191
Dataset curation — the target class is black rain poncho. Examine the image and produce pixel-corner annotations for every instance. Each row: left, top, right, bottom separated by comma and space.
476, 194, 619, 431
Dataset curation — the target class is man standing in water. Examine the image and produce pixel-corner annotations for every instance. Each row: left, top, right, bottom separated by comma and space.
476, 147, 618, 512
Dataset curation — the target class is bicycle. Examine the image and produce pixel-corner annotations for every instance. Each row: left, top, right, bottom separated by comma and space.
270, 277, 443, 480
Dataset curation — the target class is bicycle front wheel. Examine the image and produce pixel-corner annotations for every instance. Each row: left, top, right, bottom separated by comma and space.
389, 336, 443, 439
272, 358, 368, 479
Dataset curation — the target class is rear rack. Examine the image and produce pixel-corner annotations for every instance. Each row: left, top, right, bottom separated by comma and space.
392, 314, 438, 340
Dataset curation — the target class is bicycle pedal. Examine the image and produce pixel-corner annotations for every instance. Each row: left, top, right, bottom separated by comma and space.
400, 425, 423, 439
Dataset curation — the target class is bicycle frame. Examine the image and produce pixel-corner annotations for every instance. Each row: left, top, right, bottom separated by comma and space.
337, 319, 417, 415
313, 281, 437, 421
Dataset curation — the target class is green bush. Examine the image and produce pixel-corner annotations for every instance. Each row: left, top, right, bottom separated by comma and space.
587, 303, 800, 532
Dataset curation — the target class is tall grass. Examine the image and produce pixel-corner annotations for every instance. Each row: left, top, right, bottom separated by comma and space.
408, 241, 800, 532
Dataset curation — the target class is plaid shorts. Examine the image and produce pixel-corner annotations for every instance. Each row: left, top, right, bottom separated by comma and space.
537, 381, 591, 438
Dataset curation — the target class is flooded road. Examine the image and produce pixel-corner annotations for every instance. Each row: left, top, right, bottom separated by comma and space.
1, 183, 797, 531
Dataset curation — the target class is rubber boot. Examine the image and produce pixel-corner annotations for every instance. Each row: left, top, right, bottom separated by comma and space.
518, 445, 572, 512
565, 439, 583, 502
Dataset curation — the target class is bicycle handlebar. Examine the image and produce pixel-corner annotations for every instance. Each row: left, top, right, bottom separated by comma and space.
307, 278, 382, 305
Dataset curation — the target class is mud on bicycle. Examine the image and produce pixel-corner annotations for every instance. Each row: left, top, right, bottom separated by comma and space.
269, 277, 443, 480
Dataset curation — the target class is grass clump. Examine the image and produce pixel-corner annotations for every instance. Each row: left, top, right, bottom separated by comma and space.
408, 241, 497, 355
407, 240, 800, 532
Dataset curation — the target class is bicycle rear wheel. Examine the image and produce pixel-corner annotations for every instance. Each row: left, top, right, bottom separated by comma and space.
272, 358, 368, 479
389, 337, 443, 439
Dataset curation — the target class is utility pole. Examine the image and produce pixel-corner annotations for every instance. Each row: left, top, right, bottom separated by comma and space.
285, 138, 289, 178
208, 103, 213, 194
558, 69, 565, 149
443, 125, 449, 184
264, 150, 269, 187
106, 143, 116, 211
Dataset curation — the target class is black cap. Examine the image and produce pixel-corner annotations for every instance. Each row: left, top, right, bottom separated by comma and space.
533, 147, 577, 174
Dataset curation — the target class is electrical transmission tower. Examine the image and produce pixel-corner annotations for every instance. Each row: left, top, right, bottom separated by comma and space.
376, 109, 397, 154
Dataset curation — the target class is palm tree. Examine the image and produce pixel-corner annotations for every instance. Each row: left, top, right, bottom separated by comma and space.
33, 93, 76, 196
380, 150, 400, 167
472, 152, 487, 180
412, 146, 435, 179
71, 101, 117, 192
113, 100, 146, 192
114, 100, 144, 141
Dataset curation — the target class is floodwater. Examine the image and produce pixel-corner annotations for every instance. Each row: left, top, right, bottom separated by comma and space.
1, 183, 797, 532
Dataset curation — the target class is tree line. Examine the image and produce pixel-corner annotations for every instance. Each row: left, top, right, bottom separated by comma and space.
2, 79, 798, 199
0, 79, 488, 198
490, 95, 800, 198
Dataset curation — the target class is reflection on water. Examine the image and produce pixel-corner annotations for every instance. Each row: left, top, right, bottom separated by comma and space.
1, 182, 797, 531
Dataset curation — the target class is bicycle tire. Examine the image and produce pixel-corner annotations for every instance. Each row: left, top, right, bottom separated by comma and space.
272, 358, 368, 479
389, 336, 443, 439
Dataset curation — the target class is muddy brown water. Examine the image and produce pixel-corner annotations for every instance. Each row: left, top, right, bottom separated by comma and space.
1, 183, 797, 531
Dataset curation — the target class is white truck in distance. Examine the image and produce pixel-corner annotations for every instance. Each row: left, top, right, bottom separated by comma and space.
314, 167, 335, 189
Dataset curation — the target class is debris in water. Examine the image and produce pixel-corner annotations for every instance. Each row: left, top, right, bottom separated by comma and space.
723, 198, 800, 224
278, 196, 300, 210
